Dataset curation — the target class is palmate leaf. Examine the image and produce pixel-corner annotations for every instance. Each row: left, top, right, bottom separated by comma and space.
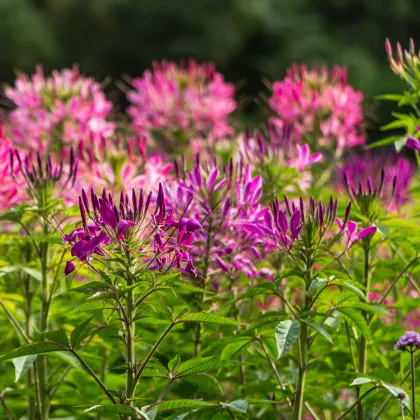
275, 320, 300, 359
83, 404, 151, 419
0, 342, 68, 361
300, 318, 334, 344
178, 313, 240, 326
13, 355, 37, 382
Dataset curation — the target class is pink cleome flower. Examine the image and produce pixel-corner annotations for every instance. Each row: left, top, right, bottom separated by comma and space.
0, 126, 27, 210
269, 65, 365, 153
5, 65, 115, 156
127, 60, 236, 150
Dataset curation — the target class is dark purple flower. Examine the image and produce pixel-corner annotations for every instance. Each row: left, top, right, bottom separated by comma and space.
64, 260, 76, 275
406, 137, 420, 151
394, 331, 420, 351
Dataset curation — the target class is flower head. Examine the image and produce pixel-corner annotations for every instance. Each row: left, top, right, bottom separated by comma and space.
269, 64, 365, 153
127, 60, 236, 152
5, 65, 115, 156
338, 152, 413, 213
394, 331, 420, 351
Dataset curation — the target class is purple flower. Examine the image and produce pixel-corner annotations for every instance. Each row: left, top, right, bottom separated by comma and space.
336, 219, 377, 250
394, 331, 420, 351
64, 261, 76, 275
406, 137, 420, 151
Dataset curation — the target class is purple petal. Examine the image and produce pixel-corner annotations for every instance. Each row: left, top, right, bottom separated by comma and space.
99, 201, 117, 229
356, 226, 377, 240
206, 168, 218, 190
290, 210, 301, 238
117, 219, 135, 236
406, 137, 420, 151
64, 260, 76, 275
276, 210, 288, 234
185, 218, 202, 232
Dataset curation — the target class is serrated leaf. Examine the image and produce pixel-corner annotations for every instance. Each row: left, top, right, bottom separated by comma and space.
70, 282, 111, 294
156, 272, 181, 285
350, 377, 374, 386
178, 313, 239, 326
177, 357, 242, 377
83, 404, 150, 418
70, 317, 94, 348
331, 279, 366, 300
275, 320, 300, 359
221, 338, 253, 360
220, 400, 248, 414
146, 400, 217, 413
70, 300, 115, 314
185, 373, 223, 395
338, 308, 370, 339
0, 342, 68, 361
168, 355, 181, 373
301, 318, 334, 344
44, 330, 70, 347
308, 278, 328, 295
13, 355, 37, 382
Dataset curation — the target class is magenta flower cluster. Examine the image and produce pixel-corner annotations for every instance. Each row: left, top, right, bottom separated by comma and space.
269, 65, 365, 153
127, 61, 236, 146
5, 65, 115, 156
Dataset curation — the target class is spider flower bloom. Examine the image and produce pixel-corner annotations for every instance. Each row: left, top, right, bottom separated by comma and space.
338, 152, 413, 213
269, 64, 365, 153
394, 331, 420, 351
64, 184, 198, 275
5, 65, 115, 156
127, 60, 236, 151
0, 126, 27, 210
169, 157, 269, 279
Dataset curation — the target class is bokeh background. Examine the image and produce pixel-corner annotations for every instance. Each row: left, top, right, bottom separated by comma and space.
2, 0, 420, 140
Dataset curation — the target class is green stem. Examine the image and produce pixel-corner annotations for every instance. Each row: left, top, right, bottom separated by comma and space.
71, 350, 117, 404
125, 272, 136, 405
293, 321, 308, 420
410, 349, 417, 420
337, 386, 378, 420
356, 246, 370, 420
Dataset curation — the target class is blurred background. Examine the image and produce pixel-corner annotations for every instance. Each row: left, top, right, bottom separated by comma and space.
1, 0, 420, 140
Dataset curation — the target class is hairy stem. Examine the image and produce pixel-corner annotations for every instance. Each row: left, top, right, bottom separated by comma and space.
410, 349, 417, 420
356, 246, 370, 420
125, 272, 136, 405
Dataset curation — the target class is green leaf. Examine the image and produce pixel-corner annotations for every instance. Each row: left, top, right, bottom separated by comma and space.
338, 308, 370, 339
70, 300, 115, 314
156, 272, 181, 285
331, 279, 366, 300
70, 317, 94, 348
275, 320, 300, 359
177, 357, 242, 377
221, 338, 253, 360
301, 318, 334, 344
168, 355, 181, 373
83, 404, 150, 418
220, 400, 248, 414
381, 383, 411, 410
0, 342, 68, 361
308, 278, 328, 295
13, 355, 37, 382
146, 400, 217, 413
185, 374, 223, 395
178, 313, 240, 326
21, 267, 42, 282
69, 282, 111, 294
44, 330, 69, 347
170, 282, 208, 294
350, 377, 374, 386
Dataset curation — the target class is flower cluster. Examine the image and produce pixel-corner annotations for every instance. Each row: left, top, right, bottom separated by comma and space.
5, 65, 115, 156
168, 157, 269, 281
394, 331, 420, 351
269, 64, 365, 153
127, 60, 236, 152
338, 152, 413, 213
63, 184, 199, 275
0, 126, 27, 210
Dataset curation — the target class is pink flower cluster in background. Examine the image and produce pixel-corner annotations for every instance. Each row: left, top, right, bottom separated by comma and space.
5, 65, 115, 156
127, 60, 236, 151
269, 65, 365, 153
